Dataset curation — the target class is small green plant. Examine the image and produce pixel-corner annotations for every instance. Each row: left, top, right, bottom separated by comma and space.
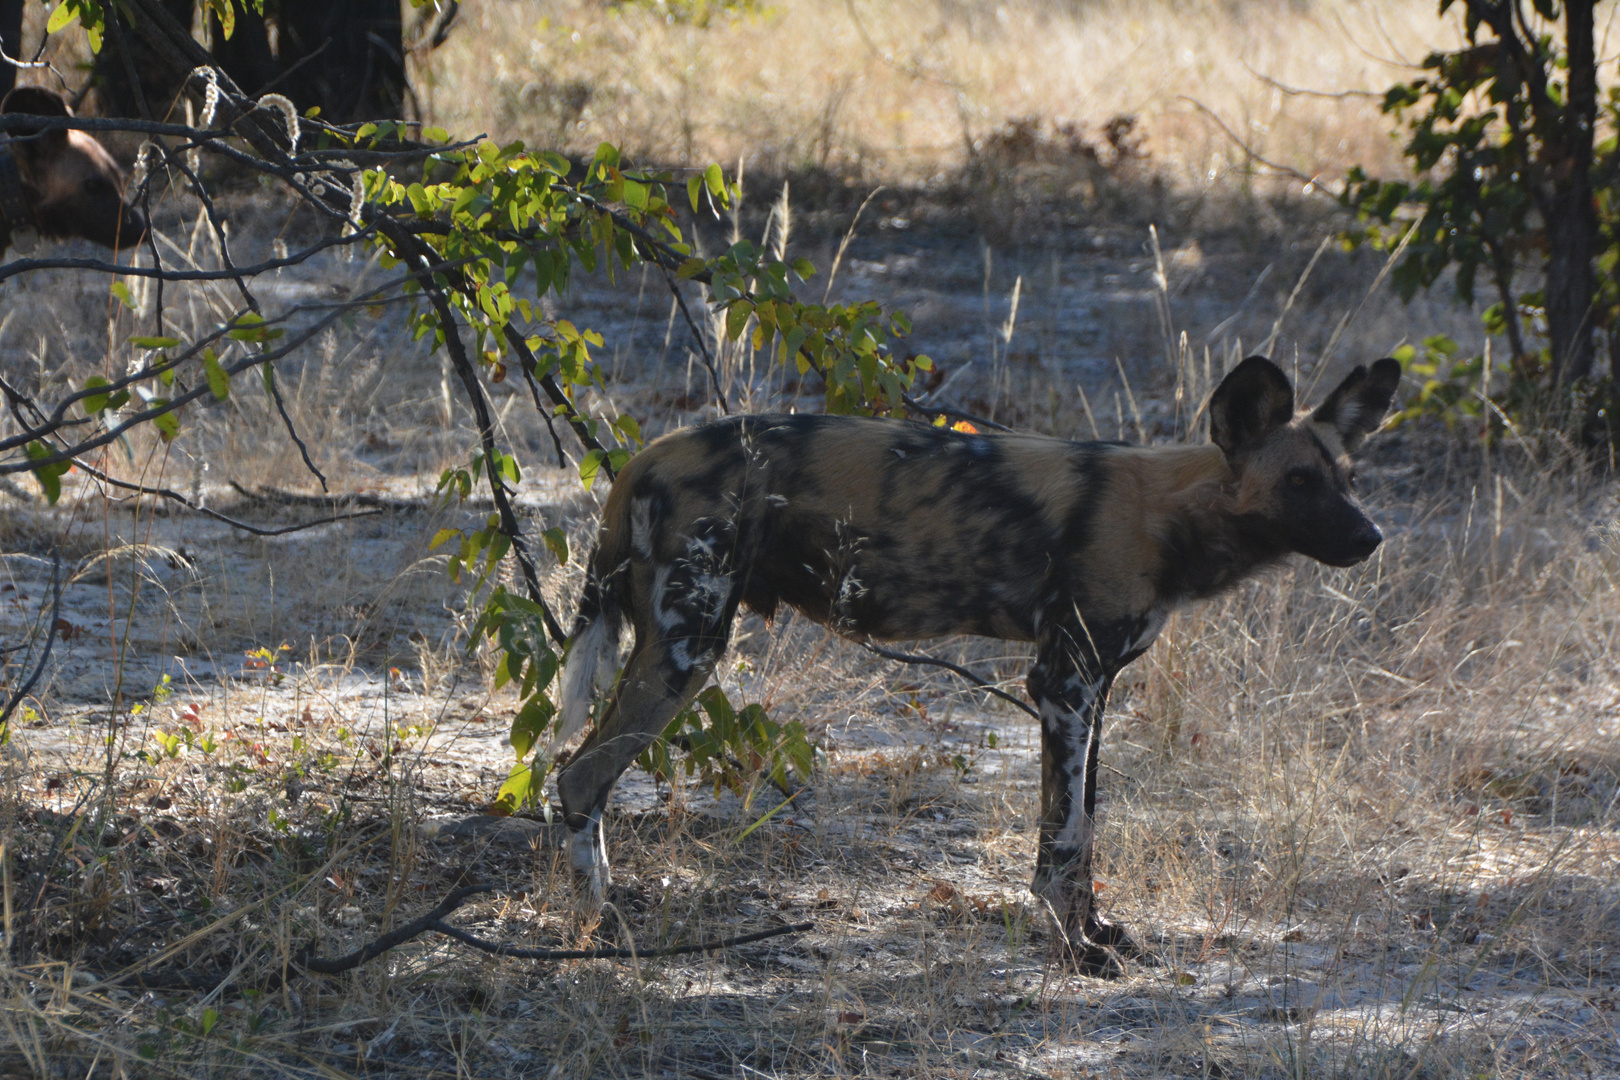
1384, 333, 1552, 440
638, 686, 815, 796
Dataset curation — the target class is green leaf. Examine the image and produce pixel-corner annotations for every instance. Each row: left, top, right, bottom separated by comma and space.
704, 163, 725, 201
492, 761, 537, 814
735, 787, 803, 844
542, 526, 569, 565
128, 335, 181, 349
25, 441, 69, 504
676, 257, 707, 280
46, 2, 77, 34
578, 448, 608, 490
203, 348, 230, 400
110, 281, 134, 308
81, 375, 112, 415
151, 406, 180, 443
687, 175, 702, 212
612, 413, 643, 447
430, 528, 461, 550
791, 257, 816, 280
509, 697, 555, 759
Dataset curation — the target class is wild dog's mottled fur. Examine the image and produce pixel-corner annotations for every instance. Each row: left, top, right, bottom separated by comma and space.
1, 86, 147, 253
555, 355, 1401, 972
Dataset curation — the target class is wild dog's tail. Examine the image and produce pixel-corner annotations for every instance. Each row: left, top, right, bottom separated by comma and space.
551, 490, 636, 751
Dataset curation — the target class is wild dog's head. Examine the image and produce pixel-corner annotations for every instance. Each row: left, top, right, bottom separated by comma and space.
1208, 355, 1401, 568
2, 87, 147, 251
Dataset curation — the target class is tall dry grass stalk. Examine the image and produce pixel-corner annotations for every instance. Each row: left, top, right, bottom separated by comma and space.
421, 0, 1459, 189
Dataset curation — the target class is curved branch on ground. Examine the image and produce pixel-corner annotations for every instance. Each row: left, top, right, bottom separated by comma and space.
75, 459, 383, 536
100, 883, 812, 994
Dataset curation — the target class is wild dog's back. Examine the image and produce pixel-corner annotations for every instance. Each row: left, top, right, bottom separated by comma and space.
588, 414, 1115, 642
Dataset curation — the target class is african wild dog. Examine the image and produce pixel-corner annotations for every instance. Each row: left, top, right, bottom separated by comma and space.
1, 87, 147, 255
552, 355, 1401, 972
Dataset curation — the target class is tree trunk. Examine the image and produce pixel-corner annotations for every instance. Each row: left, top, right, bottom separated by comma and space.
89, 0, 198, 120
210, 7, 282, 100
91, 1, 408, 125
0, 0, 23, 99
1545, 0, 1598, 385
277, 0, 407, 123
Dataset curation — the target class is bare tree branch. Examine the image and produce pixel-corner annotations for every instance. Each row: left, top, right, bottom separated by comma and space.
860, 640, 1039, 720
101, 884, 812, 993
75, 459, 383, 536
0, 555, 64, 729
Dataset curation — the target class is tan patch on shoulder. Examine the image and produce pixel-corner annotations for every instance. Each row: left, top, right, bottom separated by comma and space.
998, 435, 1085, 521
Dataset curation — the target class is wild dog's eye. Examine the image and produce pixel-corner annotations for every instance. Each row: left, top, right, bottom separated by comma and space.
1287, 469, 1313, 489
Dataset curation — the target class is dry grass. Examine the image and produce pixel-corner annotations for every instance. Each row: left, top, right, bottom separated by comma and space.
421, 0, 1459, 191
1, 432, 1617, 1079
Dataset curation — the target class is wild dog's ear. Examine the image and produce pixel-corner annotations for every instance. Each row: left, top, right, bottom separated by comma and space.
1208, 355, 1295, 460
1311, 358, 1401, 452
1, 87, 71, 153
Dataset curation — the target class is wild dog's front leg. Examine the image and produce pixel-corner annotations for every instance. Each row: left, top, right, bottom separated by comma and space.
555, 640, 714, 898
1026, 636, 1131, 974
556, 519, 741, 899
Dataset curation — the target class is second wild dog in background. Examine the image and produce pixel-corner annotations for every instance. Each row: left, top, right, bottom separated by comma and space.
0, 86, 147, 255
552, 354, 1402, 974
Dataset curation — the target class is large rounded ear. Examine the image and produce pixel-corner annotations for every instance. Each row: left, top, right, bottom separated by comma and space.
1208, 355, 1295, 459
1310, 358, 1401, 452
1, 86, 71, 149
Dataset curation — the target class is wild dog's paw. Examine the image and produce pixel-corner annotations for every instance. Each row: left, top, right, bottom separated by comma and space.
1051, 935, 1125, 979
1083, 916, 1146, 960
565, 815, 610, 902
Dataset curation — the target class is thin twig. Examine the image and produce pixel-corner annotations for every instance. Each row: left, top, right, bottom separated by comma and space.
228, 481, 487, 513
860, 640, 1038, 720
74, 460, 382, 535
0, 554, 64, 729
1239, 60, 1383, 100
382, 218, 567, 646
430, 914, 813, 961
0, 262, 470, 470
899, 395, 1014, 433
1178, 97, 1338, 197
0, 228, 373, 285
264, 366, 328, 490
661, 264, 730, 413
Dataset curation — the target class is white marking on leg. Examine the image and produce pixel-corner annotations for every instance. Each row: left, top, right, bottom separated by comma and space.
651, 563, 679, 632
630, 497, 654, 559
1042, 681, 1101, 853
552, 615, 617, 751
567, 808, 610, 900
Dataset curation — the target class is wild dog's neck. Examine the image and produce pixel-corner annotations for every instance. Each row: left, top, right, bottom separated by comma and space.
1141, 447, 1291, 604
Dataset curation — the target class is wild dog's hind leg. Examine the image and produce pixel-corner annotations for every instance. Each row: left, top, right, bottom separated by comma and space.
1027, 619, 1135, 975
556, 517, 741, 898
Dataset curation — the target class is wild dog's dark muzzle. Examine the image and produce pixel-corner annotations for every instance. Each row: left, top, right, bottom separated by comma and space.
1341, 519, 1383, 564
1314, 511, 1382, 566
